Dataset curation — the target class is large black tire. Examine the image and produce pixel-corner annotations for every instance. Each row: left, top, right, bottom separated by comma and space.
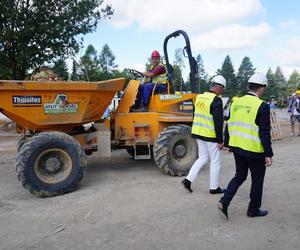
16, 132, 87, 197
17, 135, 27, 152
153, 125, 198, 176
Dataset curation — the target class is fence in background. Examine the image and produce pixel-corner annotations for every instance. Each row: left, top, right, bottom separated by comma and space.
270, 110, 283, 140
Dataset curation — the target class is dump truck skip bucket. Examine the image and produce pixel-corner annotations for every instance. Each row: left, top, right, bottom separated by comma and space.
0, 78, 125, 132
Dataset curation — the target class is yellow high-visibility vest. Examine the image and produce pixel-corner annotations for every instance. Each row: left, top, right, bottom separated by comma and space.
145, 64, 167, 84
192, 92, 216, 138
228, 95, 264, 153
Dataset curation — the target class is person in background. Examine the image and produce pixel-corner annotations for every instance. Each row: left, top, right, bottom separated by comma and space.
131, 50, 167, 112
218, 72, 273, 220
288, 91, 300, 136
181, 75, 226, 194
269, 96, 277, 110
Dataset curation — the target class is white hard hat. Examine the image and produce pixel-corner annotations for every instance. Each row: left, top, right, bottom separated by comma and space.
248, 72, 268, 86
211, 75, 226, 87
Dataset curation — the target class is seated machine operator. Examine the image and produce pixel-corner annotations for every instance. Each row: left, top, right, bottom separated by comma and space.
131, 50, 167, 112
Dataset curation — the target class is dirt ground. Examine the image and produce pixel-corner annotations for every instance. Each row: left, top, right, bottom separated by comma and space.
0, 125, 299, 250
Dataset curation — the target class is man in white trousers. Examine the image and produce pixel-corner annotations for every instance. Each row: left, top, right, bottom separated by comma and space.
182, 75, 226, 194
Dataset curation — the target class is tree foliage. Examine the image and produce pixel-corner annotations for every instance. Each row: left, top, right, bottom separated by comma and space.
173, 48, 185, 91
174, 48, 185, 71
287, 69, 300, 93
236, 56, 255, 95
195, 54, 209, 93
70, 59, 79, 81
274, 66, 287, 97
274, 66, 286, 85
71, 43, 130, 86
0, 0, 113, 79
217, 55, 237, 97
52, 58, 69, 81
173, 64, 183, 91
99, 43, 117, 75
262, 68, 278, 100
80, 44, 99, 81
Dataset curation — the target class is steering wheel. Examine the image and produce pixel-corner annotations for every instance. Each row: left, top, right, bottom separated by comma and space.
128, 69, 145, 79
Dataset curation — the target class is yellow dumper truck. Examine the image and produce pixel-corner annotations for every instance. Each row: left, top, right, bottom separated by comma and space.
0, 30, 200, 197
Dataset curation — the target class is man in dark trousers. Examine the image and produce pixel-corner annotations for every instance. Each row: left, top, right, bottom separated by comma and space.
181, 75, 226, 194
218, 72, 273, 219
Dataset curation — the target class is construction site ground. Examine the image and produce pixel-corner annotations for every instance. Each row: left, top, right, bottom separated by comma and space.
0, 110, 299, 250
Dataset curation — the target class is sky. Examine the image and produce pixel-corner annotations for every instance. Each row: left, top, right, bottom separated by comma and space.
78, 0, 300, 79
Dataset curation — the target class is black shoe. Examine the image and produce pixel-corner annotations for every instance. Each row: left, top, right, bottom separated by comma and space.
138, 106, 148, 112
218, 200, 229, 220
131, 106, 148, 112
130, 106, 139, 112
247, 209, 268, 217
181, 179, 193, 193
210, 187, 225, 194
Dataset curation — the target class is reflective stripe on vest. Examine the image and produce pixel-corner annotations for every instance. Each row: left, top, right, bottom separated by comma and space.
191, 92, 216, 138
144, 64, 167, 84
228, 95, 264, 153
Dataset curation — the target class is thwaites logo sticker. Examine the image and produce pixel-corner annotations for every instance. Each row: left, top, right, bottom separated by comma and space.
12, 96, 42, 106
44, 94, 78, 114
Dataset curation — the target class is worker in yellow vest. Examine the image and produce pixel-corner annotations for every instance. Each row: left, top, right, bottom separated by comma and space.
218, 72, 273, 220
181, 75, 226, 194
131, 50, 167, 112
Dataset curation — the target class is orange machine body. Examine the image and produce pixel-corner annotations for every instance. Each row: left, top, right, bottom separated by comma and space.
112, 80, 197, 147
0, 78, 125, 133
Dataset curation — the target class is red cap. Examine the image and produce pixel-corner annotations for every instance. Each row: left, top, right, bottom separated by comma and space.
151, 50, 160, 58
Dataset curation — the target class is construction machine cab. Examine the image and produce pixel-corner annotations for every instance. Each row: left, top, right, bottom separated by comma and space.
112, 30, 199, 176
127, 30, 199, 101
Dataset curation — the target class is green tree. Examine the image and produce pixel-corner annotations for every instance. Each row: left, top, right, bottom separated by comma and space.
262, 68, 278, 100
195, 54, 209, 93
52, 58, 69, 81
78, 43, 128, 83
80, 44, 100, 81
287, 69, 300, 93
173, 48, 185, 91
70, 59, 80, 81
99, 44, 117, 75
0, 0, 113, 79
217, 55, 237, 97
173, 64, 184, 91
274, 66, 287, 97
236, 56, 255, 95
174, 48, 185, 70
113, 68, 132, 88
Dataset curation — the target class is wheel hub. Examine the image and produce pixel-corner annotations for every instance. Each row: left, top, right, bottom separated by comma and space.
174, 142, 186, 158
34, 148, 72, 184
45, 157, 61, 172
